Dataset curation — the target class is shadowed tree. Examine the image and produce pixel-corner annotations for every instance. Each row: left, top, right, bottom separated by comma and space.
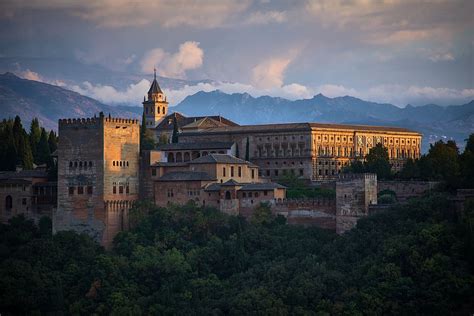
172, 115, 179, 143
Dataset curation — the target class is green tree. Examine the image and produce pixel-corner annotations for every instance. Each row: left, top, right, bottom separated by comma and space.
172, 116, 179, 143
29, 118, 41, 162
235, 143, 240, 158
245, 137, 250, 161
460, 133, 474, 188
365, 143, 392, 179
398, 158, 420, 179
423, 140, 460, 189
140, 112, 155, 151
48, 130, 58, 154
37, 128, 52, 166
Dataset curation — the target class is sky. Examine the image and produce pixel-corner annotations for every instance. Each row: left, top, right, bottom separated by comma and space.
0, 0, 473, 107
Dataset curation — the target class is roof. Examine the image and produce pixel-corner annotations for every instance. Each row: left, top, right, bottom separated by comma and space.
0, 179, 32, 185
151, 162, 189, 167
240, 183, 286, 191
157, 171, 215, 182
181, 117, 234, 130
221, 179, 241, 186
179, 122, 421, 136
0, 170, 48, 180
189, 154, 254, 165
156, 142, 234, 151
148, 71, 163, 95
204, 181, 286, 192
155, 112, 239, 131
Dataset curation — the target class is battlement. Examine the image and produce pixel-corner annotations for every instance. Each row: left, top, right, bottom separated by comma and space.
337, 173, 377, 182
275, 197, 336, 208
58, 113, 139, 128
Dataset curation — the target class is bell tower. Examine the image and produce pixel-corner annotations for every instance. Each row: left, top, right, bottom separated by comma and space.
143, 68, 168, 128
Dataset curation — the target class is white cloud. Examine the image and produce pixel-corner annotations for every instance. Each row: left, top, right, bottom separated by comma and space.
251, 57, 292, 89
243, 11, 287, 25
19, 69, 42, 81
69, 0, 251, 29
70, 79, 151, 105
140, 41, 204, 79
429, 52, 455, 62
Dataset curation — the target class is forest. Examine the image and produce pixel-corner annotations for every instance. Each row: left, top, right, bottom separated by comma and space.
0, 193, 473, 315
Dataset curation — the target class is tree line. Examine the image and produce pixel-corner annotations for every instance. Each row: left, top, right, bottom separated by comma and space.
0, 116, 58, 173
0, 194, 473, 314
344, 134, 474, 190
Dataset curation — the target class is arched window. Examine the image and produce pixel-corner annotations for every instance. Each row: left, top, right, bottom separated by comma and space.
225, 191, 231, 200
167, 152, 175, 162
184, 152, 190, 162
5, 195, 12, 210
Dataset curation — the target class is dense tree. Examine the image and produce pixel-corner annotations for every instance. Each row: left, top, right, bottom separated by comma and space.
29, 118, 41, 162
365, 143, 392, 179
171, 116, 179, 143
37, 128, 52, 166
1, 194, 474, 314
140, 112, 155, 151
48, 130, 58, 154
235, 143, 240, 158
245, 137, 250, 161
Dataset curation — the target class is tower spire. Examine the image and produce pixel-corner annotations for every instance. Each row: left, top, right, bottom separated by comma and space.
154, 67, 156, 80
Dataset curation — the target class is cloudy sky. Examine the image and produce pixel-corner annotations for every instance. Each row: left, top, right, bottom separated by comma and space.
0, 0, 473, 106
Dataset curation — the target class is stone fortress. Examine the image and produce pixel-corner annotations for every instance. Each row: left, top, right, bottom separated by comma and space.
1, 73, 433, 248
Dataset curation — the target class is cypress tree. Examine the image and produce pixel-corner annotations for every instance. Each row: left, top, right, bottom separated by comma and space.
17, 132, 34, 169
245, 137, 250, 161
235, 143, 240, 158
37, 128, 52, 166
30, 118, 41, 162
48, 130, 58, 153
172, 115, 179, 143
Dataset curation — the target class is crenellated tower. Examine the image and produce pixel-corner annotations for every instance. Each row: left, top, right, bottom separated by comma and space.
143, 68, 168, 128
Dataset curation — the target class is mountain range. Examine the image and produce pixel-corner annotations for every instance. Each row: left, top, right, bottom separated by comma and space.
1, 72, 472, 153
174, 90, 474, 152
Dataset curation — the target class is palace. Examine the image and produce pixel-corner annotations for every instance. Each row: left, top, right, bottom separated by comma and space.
0, 75, 423, 248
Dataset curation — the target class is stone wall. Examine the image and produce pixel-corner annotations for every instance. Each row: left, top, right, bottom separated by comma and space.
336, 173, 377, 234
274, 197, 336, 230
378, 180, 438, 202
55, 115, 140, 248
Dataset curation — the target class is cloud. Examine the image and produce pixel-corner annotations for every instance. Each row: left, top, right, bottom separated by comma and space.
66, 0, 250, 28
70, 79, 151, 105
19, 69, 42, 81
140, 41, 204, 79
243, 10, 287, 25
429, 52, 455, 62
251, 57, 292, 89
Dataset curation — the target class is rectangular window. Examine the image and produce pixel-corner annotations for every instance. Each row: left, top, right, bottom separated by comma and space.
78, 186, 84, 194
68, 187, 74, 195
113, 186, 117, 194
126, 186, 129, 194
119, 186, 123, 194
238, 166, 242, 177
152, 168, 157, 176
264, 190, 268, 196
87, 186, 93, 194
299, 169, 304, 176
251, 169, 255, 179
274, 170, 279, 176
223, 167, 226, 177
22, 198, 27, 205
231, 166, 234, 177
266, 170, 270, 177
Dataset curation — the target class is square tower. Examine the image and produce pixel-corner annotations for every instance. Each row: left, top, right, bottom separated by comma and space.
54, 113, 140, 248
143, 69, 168, 128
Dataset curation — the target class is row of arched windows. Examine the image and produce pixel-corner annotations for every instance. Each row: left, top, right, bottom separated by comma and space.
69, 161, 93, 169
145, 106, 166, 115
112, 161, 129, 167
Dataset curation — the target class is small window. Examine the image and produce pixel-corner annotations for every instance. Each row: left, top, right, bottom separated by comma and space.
223, 167, 226, 177
77, 186, 84, 194
126, 161, 129, 167
243, 192, 247, 198
68, 187, 74, 195
113, 186, 117, 194
89, 161, 92, 167
22, 198, 27, 205
113, 161, 115, 166
119, 186, 123, 194
87, 186, 93, 194
152, 168, 157, 176
264, 191, 268, 196
255, 192, 259, 197
69, 161, 73, 168
126, 186, 129, 194
251, 169, 255, 179
238, 166, 242, 177
249, 192, 253, 198
231, 166, 234, 177
79, 161, 82, 167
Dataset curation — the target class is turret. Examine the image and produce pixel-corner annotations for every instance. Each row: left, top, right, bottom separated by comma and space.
142, 68, 168, 129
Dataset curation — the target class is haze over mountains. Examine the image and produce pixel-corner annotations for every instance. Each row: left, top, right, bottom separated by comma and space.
1, 72, 472, 153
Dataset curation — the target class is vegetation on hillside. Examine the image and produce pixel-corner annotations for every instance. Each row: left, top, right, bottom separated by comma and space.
1, 194, 473, 314
345, 134, 474, 190
0, 116, 57, 173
